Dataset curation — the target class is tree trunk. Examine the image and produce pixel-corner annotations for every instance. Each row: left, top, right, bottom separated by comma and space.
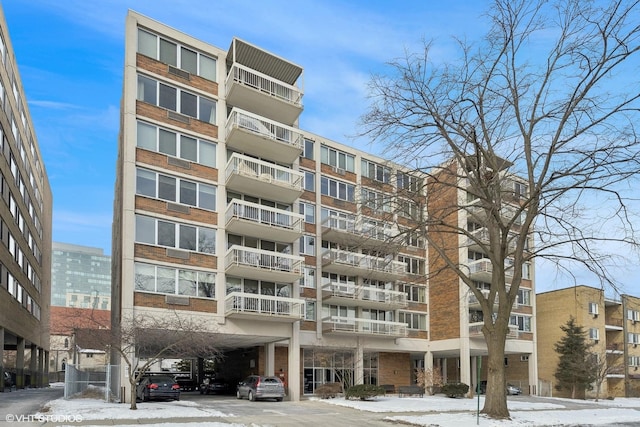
482, 328, 509, 419
130, 380, 138, 410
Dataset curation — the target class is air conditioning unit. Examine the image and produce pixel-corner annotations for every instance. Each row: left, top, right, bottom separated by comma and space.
594, 339, 599, 344
593, 313, 598, 319
332, 166, 346, 175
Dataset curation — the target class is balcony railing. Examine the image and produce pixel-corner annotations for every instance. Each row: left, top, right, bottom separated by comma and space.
469, 322, 519, 339
321, 216, 396, 249
227, 63, 303, 107
225, 245, 303, 282
322, 281, 408, 309
322, 316, 408, 338
225, 108, 303, 163
322, 248, 407, 280
225, 153, 303, 203
225, 291, 304, 321
225, 199, 303, 242
467, 228, 518, 252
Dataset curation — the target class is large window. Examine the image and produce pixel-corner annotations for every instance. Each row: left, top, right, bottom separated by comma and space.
136, 168, 216, 211
303, 170, 315, 192
361, 188, 392, 212
137, 75, 216, 124
138, 28, 217, 81
361, 159, 391, 183
517, 289, 531, 306
320, 145, 354, 172
303, 138, 314, 160
300, 235, 316, 256
400, 283, 426, 303
320, 176, 355, 202
135, 262, 215, 298
299, 201, 315, 224
399, 311, 427, 330
510, 315, 532, 332
135, 214, 216, 254
137, 121, 216, 167
397, 171, 421, 192
301, 267, 316, 288
398, 255, 424, 275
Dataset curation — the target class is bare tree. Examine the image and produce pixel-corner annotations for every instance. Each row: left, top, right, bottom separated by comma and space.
590, 349, 625, 401
111, 309, 222, 409
361, 0, 640, 419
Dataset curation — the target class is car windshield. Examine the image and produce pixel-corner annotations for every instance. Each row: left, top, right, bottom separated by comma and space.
262, 377, 280, 383
148, 377, 175, 383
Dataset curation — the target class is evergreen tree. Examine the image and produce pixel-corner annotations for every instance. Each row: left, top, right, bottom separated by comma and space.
554, 317, 596, 399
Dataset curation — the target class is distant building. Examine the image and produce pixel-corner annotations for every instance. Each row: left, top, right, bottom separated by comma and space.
537, 285, 640, 398
0, 6, 53, 391
51, 242, 111, 309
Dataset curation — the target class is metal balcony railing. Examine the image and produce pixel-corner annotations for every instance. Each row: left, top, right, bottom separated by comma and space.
225, 200, 303, 233
322, 249, 407, 275
226, 153, 303, 189
226, 108, 304, 149
226, 63, 303, 107
225, 245, 303, 275
322, 281, 408, 306
323, 316, 408, 337
225, 291, 304, 318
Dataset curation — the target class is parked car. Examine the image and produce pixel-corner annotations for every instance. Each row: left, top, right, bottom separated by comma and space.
236, 375, 285, 402
199, 377, 230, 394
506, 383, 522, 395
136, 375, 181, 402
3, 372, 13, 390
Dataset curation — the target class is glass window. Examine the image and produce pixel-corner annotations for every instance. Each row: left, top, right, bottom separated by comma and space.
159, 38, 177, 66
180, 91, 197, 117
135, 263, 155, 291
158, 175, 176, 201
137, 75, 157, 104
199, 55, 217, 81
159, 129, 177, 156
137, 121, 157, 150
300, 235, 315, 255
199, 184, 216, 210
180, 180, 197, 206
199, 227, 216, 254
136, 169, 156, 197
303, 171, 315, 192
179, 224, 197, 251
178, 270, 197, 296
199, 141, 216, 168
159, 83, 177, 110
198, 272, 216, 298
181, 47, 198, 74
135, 215, 155, 244
299, 202, 315, 223
157, 267, 176, 294
158, 221, 176, 247
199, 97, 216, 124
303, 139, 314, 160
137, 29, 157, 58
180, 135, 197, 161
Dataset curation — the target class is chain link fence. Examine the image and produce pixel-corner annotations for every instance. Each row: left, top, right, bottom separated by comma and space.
64, 364, 121, 402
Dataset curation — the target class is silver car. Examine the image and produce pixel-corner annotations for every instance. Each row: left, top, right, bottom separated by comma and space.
236, 375, 285, 401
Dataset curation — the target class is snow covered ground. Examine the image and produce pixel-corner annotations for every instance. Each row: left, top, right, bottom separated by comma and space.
38, 388, 640, 427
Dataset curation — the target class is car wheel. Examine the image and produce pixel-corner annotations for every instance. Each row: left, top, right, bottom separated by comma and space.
276, 397, 283, 402
205, 388, 210, 395
199, 388, 204, 395
248, 390, 255, 401
142, 392, 149, 402
236, 390, 242, 399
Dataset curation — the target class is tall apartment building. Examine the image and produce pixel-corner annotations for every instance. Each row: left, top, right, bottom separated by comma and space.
51, 242, 111, 309
537, 285, 640, 398
0, 7, 53, 391
112, 11, 536, 402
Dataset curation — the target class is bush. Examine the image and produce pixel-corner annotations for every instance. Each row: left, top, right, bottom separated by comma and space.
441, 382, 469, 398
315, 382, 343, 399
345, 384, 386, 400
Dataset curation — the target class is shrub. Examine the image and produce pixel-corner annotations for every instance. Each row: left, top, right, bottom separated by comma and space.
345, 384, 386, 400
315, 382, 343, 399
441, 382, 469, 398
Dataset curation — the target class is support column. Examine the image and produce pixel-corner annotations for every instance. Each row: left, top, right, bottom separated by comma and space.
44, 350, 49, 387
287, 322, 300, 401
265, 343, 275, 376
442, 358, 448, 384
38, 348, 44, 388
528, 352, 538, 396
354, 338, 364, 385
460, 345, 471, 392
0, 327, 4, 392
30, 344, 37, 387
16, 337, 24, 389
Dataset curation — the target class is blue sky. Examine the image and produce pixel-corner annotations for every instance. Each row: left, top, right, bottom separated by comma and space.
2, 1, 636, 295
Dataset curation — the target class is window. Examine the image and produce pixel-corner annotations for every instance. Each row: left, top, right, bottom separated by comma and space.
135, 214, 216, 254
299, 201, 315, 224
398, 255, 423, 275
628, 333, 640, 344
589, 328, 600, 341
517, 289, 531, 306
361, 159, 391, 183
136, 168, 216, 210
509, 315, 532, 332
627, 309, 640, 322
320, 146, 354, 172
513, 181, 528, 198
629, 356, 640, 366
137, 122, 218, 166
304, 300, 316, 321
135, 262, 215, 298
403, 229, 424, 248
303, 139, 314, 160
137, 75, 216, 124
361, 187, 392, 212
300, 235, 316, 256
320, 176, 355, 202
301, 267, 316, 288
398, 198, 420, 219
400, 283, 426, 303
137, 28, 217, 81
588, 302, 599, 316
303, 170, 315, 192
397, 171, 421, 192
399, 311, 427, 330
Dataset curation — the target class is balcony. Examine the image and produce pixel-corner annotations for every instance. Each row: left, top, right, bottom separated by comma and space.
321, 281, 408, 310
321, 216, 397, 250
469, 322, 519, 339
225, 291, 304, 322
606, 343, 624, 354
225, 60, 303, 125
225, 153, 303, 203
605, 317, 624, 331
467, 259, 514, 284
322, 316, 408, 338
466, 200, 525, 226
225, 200, 303, 243
321, 249, 407, 281
225, 245, 303, 283
467, 228, 518, 253
225, 108, 303, 164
